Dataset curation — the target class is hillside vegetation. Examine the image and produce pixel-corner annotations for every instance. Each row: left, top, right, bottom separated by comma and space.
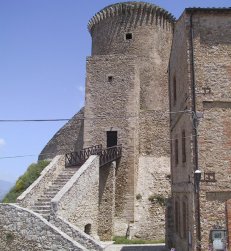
2, 160, 50, 203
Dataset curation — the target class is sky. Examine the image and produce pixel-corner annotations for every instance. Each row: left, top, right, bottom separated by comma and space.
0, 0, 231, 183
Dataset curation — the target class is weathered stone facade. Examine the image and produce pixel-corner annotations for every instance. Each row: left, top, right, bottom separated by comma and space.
51, 155, 100, 239
39, 108, 84, 161
21, 2, 231, 249
0, 204, 86, 251
84, 2, 174, 240
169, 8, 231, 251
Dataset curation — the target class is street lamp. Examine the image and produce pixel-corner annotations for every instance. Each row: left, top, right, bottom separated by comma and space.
195, 170, 202, 193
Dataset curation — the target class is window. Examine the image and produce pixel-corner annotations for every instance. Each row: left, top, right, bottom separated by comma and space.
182, 200, 188, 239
84, 224, 92, 235
175, 200, 180, 233
108, 75, 113, 82
175, 138, 179, 166
126, 33, 132, 40
182, 130, 186, 163
107, 131, 117, 148
173, 76, 177, 104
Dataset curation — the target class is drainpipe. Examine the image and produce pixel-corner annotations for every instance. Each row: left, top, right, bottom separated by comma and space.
189, 12, 201, 251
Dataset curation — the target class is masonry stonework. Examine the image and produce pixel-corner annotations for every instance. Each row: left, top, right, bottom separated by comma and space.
39, 108, 84, 161
51, 156, 100, 239
85, 2, 174, 240
0, 204, 86, 251
8, 2, 230, 249
169, 8, 231, 251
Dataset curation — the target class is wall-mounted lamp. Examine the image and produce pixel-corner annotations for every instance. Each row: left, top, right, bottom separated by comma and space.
195, 170, 202, 193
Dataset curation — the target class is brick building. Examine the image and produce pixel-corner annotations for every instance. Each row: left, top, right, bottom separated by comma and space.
169, 7, 231, 251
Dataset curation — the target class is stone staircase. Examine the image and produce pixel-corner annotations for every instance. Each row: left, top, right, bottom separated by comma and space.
32, 167, 79, 219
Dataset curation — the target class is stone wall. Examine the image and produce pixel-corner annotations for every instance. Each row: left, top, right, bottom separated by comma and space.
85, 2, 174, 239
0, 203, 86, 251
193, 10, 231, 250
51, 155, 100, 239
17, 155, 65, 208
89, 2, 174, 57
84, 54, 140, 226
39, 108, 84, 160
51, 216, 103, 251
98, 162, 116, 240
133, 156, 170, 240
169, 8, 231, 251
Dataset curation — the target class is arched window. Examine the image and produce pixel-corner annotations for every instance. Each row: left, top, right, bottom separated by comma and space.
175, 199, 180, 233
182, 129, 186, 163
84, 224, 92, 235
173, 75, 177, 104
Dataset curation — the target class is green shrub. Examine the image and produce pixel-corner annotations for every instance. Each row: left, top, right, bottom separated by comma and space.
148, 194, 166, 206
2, 160, 50, 203
136, 193, 142, 200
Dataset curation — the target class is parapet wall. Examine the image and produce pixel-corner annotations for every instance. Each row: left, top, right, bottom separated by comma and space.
51, 216, 103, 251
88, 2, 174, 56
0, 204, 85, 251
17, 155, 65, 208
51, 155, 100, 239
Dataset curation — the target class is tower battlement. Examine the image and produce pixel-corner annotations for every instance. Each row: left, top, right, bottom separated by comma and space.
88, 1, 175, 34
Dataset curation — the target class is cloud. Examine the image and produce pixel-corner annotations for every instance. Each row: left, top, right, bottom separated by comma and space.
0, 138, 6, 148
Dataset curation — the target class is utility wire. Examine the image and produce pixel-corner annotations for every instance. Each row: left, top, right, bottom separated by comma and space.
0, 110, 196, 123
0, 119, 70, 122
0, 134, 216, 161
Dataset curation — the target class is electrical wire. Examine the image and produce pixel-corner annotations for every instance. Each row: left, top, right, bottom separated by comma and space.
0, 110, 202, 160
0, 109, 197, 123
0, 119, 70, 122
0, 134, 218, 161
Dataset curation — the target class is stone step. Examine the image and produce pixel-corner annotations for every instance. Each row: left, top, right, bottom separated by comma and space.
56, 175, 75, 180
32, 168, 79, 215
34, 202, 50, 206
33, 207, 50, 213
44, 189, 59, 193
33, 205, 51, 210
47, 186, 62, 191
53, 179, 70, 183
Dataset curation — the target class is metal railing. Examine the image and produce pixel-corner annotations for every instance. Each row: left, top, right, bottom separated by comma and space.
99, 145, 122, 167
65, 144, 102, 167
65, 144, 122, 168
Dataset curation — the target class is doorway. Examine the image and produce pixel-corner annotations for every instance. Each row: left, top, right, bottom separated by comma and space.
107, 131, 117, 148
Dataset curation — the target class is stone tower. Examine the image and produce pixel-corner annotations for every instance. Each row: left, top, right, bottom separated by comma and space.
84, 1, 175, 240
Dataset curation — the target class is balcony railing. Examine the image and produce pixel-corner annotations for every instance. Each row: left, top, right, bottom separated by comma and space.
65, 144, 122, 168
99, 145, 122, 167
65, 144, 102, 167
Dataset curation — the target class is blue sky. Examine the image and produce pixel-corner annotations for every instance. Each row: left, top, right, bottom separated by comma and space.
1, 0, 231, 183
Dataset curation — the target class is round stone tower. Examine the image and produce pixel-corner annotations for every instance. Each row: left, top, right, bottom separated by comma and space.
84, 2, 175, 240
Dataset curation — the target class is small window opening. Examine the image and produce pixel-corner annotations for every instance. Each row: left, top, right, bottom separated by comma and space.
173, 76, 177, 104
182, 130, 186, 163
126, 33, 133, 40
84, 224, 92, 235
175, 200, 180, 233
182, 200, 188, 239
175, 138, 178, 166
108, 76, 113, 82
